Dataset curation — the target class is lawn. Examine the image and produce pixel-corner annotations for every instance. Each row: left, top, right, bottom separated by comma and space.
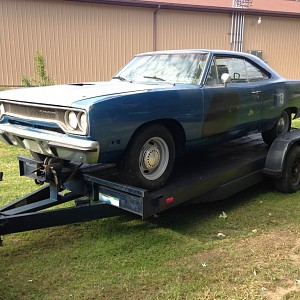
1, 133, 300, 299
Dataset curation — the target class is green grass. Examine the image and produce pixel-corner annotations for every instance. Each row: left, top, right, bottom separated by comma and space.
0, 144, 34, 205
292, 118, 300, 128
1, 137, 300, 299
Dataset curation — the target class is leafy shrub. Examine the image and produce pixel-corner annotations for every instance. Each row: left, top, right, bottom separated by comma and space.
21, 51, 54, 87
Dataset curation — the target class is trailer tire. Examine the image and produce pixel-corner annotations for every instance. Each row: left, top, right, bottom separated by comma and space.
262, 111, 291, 146
118, 124, 175, 191
274, 145, 300, 193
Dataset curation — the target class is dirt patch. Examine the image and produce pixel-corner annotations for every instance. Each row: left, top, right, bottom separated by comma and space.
289, 238, 300, 265
263, 233, 300, 300
175, 229, 300, 299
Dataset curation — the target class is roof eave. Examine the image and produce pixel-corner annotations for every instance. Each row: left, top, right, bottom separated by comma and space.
65, 0, 300, 18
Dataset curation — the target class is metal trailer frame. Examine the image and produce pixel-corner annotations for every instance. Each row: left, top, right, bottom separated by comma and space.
1, 132, 300, 240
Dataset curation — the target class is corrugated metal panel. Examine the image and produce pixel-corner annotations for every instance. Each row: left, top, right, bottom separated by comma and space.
244, 15, 300, 79
0, 0, 153, 85
156, 10, 231, 50
2, 0, 300, 86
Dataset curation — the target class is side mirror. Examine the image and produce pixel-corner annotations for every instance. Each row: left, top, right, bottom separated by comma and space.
221, 73, 231, 86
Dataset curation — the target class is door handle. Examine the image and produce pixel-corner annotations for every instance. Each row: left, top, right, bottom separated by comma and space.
251, 91, 261, 95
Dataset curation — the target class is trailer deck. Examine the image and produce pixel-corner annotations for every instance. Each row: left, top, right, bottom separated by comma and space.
0, 133, 273, 238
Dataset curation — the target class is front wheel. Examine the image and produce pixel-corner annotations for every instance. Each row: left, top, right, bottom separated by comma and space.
118, 124, 175, 191
262, 111, 291, 146
274, 145, 300, 193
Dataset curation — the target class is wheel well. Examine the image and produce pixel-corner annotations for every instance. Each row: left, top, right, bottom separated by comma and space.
130, 119, 186, 154
286, 107, 298, 119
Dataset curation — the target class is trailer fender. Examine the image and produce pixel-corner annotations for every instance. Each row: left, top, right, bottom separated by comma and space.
264, 130, 300, 178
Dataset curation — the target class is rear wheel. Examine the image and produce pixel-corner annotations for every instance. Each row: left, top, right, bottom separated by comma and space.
262, 111, 291, 146
274, 145, 300, 193
118, 124, 175, 191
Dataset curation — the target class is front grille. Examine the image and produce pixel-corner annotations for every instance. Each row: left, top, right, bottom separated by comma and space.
0, 100, 87, 135
5, 102, 65, 122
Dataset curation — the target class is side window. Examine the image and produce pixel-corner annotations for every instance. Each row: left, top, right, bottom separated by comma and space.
216, 57, 247, 83
205, 56, 270, 86
245, 60, 270, 82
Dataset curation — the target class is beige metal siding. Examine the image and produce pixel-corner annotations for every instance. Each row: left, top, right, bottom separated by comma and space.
156, 10, 231, 50
2, 0, 300, 86
244, 15, 300, 79
0, 0, 153, 85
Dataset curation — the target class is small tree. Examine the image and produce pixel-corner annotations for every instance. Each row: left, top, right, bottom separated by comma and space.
21, 51, 54, 87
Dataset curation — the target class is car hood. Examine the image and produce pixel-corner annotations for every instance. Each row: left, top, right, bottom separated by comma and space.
0, 81, 173, 107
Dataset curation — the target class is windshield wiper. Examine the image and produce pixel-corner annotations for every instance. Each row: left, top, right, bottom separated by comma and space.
143, 75, 175, 85
143, 75, 166, 81
112, 76, 132, 82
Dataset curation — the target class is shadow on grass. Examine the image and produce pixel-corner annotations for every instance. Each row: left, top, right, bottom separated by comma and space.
2, 178, 278, 251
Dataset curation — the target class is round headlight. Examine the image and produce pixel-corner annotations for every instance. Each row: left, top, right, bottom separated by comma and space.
0, 103, 4, 117
78, 112, 88, 132
67, 111, 78, 130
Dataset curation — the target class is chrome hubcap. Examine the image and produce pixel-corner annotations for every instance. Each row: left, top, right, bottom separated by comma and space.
277, 117, 285, 133
139, 137, 169, 180
143, 147, 160, 170
277, 112, 289, 135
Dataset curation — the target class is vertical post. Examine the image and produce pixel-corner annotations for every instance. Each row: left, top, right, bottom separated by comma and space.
153, 5, 161, 51
240, 14, 245, 52
230, 11, 234, 46
232, 0, 251, 52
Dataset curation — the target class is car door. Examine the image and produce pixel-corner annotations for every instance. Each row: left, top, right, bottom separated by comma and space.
201, 56, 264, 137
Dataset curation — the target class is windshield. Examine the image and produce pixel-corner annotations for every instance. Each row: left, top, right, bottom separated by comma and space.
113, 52, 209, 85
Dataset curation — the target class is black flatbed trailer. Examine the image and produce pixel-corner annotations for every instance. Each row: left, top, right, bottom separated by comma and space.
1, 131, 300, 239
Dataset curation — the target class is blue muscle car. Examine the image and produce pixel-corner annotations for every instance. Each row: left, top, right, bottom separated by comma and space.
1, 50, 300, 190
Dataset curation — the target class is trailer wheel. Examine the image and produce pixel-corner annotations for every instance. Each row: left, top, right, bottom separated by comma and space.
262, 111, 291, 146
118, 124, 175, 191
274, 145, 300, 193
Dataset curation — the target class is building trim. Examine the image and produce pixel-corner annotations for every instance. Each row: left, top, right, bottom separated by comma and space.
66, 0, 300, 18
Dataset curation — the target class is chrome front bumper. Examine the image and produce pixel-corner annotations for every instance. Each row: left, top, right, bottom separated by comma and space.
0, 123, 100, 164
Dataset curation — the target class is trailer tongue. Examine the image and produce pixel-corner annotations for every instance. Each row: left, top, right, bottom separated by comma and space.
1, 132, 300, 239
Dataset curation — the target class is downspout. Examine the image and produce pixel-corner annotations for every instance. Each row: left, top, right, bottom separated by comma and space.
231, 1, 236, 51
153, 5, 161, 51
237, 13, 241, 51
231, 12, 245, 52
233, 13, 238, 51
240, 14, 245, 52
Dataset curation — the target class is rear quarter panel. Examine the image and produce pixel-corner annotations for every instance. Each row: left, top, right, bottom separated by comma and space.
259, 79, 300, 131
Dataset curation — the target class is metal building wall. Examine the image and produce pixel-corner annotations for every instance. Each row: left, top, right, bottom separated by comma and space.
0, 0, 153, 86
243, 15, 300, 79
1, 0, 300, 86
156, 10, 231, 50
